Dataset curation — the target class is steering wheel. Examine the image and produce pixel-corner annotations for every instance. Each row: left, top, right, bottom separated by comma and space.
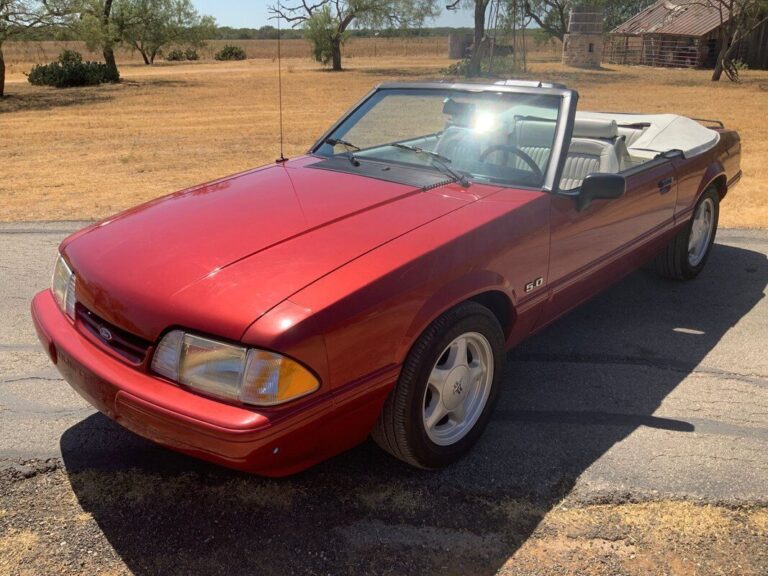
479, 144, 543, 181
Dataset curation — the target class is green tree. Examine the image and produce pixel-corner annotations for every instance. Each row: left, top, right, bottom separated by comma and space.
303, 5, 342, 67
0, 1, 72, 96
114, 0, 215, 65
271, 0, 439, 71
75, 0, 120, 80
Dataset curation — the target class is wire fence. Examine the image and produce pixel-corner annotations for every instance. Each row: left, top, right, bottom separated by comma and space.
606, 35, 710, 68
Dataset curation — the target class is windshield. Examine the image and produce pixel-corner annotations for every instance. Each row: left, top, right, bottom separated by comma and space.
315, 88, 562, 188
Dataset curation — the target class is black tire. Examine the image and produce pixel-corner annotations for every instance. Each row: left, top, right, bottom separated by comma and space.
654, 186, 719, 280
372, 301, 505, 469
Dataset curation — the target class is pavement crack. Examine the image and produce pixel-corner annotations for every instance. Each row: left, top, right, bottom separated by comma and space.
0, 344, 42, 352
0, 375, 62, 384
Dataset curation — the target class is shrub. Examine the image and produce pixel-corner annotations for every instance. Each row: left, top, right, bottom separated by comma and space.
58, 50, 83, 65
27, 50, 118, 88
165, 48, 200, 62
733, 58, 749, 72
442, 55, 522, 78
165, 49, 186, 61
215, 45, 246, 61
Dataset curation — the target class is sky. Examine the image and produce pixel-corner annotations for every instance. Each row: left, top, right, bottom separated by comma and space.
191, 1, 475, 29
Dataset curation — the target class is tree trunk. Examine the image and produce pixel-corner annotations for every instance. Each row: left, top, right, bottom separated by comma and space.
711, 55, 725, 80
103, 47, 119, 81
331, 37, 342, 71
140, 49, 151, 65
467, 0, 487, 77
711, 29, 730, 81
0, 42, 5, 98
102, 0, 119, 81
712, 33, 738, 81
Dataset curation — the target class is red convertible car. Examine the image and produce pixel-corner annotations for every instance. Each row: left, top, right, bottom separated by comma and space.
32, 81, 741, 476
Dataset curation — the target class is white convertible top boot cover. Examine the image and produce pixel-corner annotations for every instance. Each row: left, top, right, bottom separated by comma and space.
576, 112, 720, 159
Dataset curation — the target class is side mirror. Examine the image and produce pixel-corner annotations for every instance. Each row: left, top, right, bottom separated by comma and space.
577, 173, 626, 211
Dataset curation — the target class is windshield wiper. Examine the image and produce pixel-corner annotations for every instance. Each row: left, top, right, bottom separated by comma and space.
390, 143, 470, 187
324, 138, 361, 167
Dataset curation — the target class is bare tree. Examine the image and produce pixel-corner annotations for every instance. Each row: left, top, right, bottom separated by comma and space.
0, 1, 72, 96
521, 0, 656, 41
704, 0, 768, 81
522, 0, 568, 40
271, 0, 438, 71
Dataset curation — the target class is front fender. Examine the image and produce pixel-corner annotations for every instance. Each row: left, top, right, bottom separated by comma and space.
396, 270, 513, 362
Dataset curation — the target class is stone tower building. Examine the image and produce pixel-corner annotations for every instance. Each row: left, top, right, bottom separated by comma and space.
562, 6, 604, 68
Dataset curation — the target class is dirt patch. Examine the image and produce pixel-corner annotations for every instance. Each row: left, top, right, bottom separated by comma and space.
0, 465, 765, 575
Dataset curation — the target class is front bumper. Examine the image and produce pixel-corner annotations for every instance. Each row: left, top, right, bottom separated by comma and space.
31, 290, 387, 476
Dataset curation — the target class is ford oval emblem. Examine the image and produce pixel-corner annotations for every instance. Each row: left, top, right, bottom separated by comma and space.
98, 326, 113, 342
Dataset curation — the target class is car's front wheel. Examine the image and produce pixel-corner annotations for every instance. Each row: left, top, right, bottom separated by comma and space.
372, 301, 504, 469
654, 186, 720, 280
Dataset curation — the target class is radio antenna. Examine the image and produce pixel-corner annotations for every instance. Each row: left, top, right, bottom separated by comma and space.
276, 1, 287, 163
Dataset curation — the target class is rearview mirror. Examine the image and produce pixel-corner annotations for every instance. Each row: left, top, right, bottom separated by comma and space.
577, 173, 626, 211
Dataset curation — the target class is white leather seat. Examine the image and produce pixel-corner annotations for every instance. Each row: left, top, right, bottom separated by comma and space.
559, 139, 620, 190
559, 118, 623, 191
512, 117, 555, 171
435, 125, 509, 173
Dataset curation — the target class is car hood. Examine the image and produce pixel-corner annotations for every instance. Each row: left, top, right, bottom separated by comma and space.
62, 157, 483, 342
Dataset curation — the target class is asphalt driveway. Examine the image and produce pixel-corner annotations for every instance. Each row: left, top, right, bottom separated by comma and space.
0, 223, 766, 575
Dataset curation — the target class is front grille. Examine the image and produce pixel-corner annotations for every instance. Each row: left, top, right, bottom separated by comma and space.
76, 306, 152, 366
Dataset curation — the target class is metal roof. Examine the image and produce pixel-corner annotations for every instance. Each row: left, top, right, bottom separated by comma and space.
611, 0, 730, 38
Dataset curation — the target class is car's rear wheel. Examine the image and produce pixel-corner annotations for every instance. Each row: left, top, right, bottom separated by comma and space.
372, 301, 504, 469
654, 186, 719, 280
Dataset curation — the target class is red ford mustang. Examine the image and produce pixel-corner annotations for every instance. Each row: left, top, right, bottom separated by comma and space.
32, 81, 741, 476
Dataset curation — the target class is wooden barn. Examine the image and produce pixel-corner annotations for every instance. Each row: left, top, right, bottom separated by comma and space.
606, 0, 768, 69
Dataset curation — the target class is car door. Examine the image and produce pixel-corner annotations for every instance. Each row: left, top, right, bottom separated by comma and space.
537, 156, 678, 328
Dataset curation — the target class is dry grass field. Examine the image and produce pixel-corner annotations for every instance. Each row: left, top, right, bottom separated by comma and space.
0, 40, 765, 226
1, 37, 456, 74
1, 36, 561, 74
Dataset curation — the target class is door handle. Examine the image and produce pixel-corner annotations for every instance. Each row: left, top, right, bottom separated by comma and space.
658, 177, 674, 194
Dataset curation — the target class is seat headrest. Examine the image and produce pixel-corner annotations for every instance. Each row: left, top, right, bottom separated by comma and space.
566, 138, 621, 174
442, 98, 475, 127
515, 117, 556, 148
573, 118, 618, 139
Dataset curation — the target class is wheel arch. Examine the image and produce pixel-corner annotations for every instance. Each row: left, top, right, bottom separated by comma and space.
469, 290, 515, 337
697, 161, 727, 201
396, 271, 516, 364
710, 174, 727, 200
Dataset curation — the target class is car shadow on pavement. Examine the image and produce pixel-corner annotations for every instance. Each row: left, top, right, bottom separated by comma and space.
60, 241, 767, 575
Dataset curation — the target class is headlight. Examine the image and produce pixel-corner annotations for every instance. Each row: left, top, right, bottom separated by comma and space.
52, 254, 76, 319
151, 330, 320, 406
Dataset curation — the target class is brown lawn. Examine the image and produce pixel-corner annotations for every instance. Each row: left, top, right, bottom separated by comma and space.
0, 44, 765, 227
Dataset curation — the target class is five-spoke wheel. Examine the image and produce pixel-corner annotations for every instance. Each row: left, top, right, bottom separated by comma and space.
372, 301, 504, 469
687, 196, 716, 267
422, 333, 494, 446
654, 185, 720, 280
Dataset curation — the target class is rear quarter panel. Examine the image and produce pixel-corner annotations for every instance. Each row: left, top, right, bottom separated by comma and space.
673, 129, 740, 220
